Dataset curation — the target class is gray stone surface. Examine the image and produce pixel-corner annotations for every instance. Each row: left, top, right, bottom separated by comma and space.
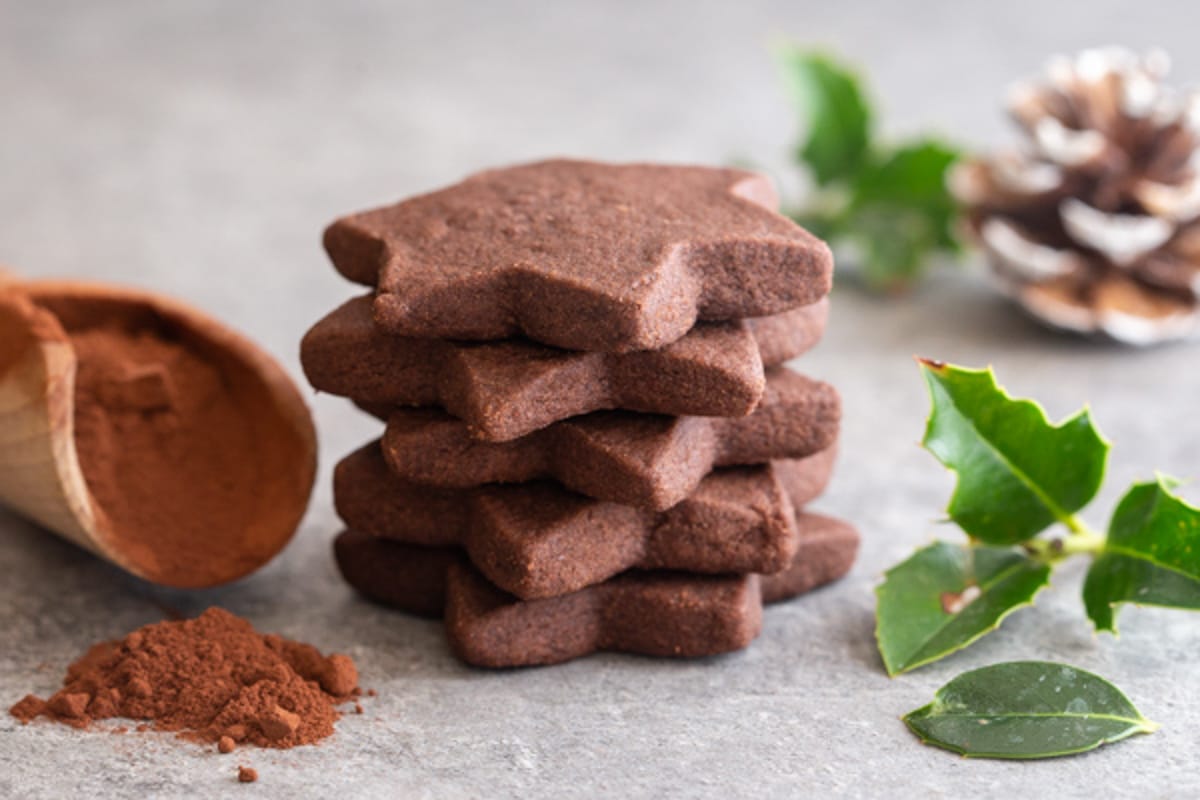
2, 1, 1199, 797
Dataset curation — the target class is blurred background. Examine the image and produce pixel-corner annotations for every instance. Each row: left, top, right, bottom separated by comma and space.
6, 0, 1199, 336
4, 2, 1200, 796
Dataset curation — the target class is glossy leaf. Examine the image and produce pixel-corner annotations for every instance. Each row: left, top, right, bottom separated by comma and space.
1084, 476, 1200, 633
920, 361, 1109, 545
777, 48, 872, 186
905, 661, 1157, 759
875, 542, 1051, 675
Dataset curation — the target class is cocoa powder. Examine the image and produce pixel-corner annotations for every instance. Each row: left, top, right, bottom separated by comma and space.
69, 322, 263, 587
0, 284, 318, 589
9, 608, 359, 749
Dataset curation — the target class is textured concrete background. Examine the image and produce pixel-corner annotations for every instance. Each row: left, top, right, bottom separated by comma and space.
2, 1, 1199, 797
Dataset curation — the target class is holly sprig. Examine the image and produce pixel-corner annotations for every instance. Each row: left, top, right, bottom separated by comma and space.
776, 47, 962, 292
877, 360, 1200, 676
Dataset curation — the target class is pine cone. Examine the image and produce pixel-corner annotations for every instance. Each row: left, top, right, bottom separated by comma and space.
953, 48, 1200, 344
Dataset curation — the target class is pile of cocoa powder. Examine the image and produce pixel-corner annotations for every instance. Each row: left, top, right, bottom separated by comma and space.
10, 608, 359, 752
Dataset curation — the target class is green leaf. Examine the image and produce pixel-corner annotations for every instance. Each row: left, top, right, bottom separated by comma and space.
847, 203, 941, 292
1084, 476, 1200, 633
842, 141, 964, 290
876, 542, 1051, 675
788, 210, 842, 243
851, 140, 962, 248
919, 360, 1110, 545
776, 47, 872, 186
905, 661, 1157, 759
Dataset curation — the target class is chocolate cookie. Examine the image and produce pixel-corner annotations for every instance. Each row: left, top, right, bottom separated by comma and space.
324, 160, 833, 352
334, 442, 836, 599
382, 369, 839, 510
333, 512, 860, 666
301, 296, 828, 442
446, 564, 763, 667
333, 531, 458, 619
334, 530, 456, 619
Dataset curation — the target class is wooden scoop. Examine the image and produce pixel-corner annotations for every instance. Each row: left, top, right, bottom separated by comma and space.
0, 275, 317, 588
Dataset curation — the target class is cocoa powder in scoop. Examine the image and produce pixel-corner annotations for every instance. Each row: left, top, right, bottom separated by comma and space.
69, 322, 263, 587
10, 608, 358, 749
1, 283, 318, 589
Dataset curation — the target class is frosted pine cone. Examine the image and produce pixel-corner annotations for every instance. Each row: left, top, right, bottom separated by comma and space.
953, 48, 1200, 344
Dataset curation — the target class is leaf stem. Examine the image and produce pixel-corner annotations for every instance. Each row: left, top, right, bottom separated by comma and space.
1023, 517, 1106, 563
1062, 513, 1099, 538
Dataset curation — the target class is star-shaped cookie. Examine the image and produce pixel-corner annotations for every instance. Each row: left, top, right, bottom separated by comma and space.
334, 516, 861, 667
324, 159, 833, 352
380, 369, 840, 511
300, 295, 828, 441
333, 441, 835, 600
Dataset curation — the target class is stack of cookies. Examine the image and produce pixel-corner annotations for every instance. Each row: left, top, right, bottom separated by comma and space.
301, 160, 859, 668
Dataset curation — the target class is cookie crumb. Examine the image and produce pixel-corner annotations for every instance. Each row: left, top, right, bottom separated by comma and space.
218, 736, 236, 754
238, 766, 258, 783
354, 703, 363, 715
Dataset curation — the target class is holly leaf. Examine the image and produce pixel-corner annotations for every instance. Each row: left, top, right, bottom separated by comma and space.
847, 203, 942, 293
776, 47, 872, 186
842, 141, 963, 292
876, 542, 1051, 675
919, 360, 1110, 545
1083, 476, 1200, 633
789, 210, 842, 243
773, 48, 963, 292
905, 661, 1157, 759
851, 140, 962, 249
